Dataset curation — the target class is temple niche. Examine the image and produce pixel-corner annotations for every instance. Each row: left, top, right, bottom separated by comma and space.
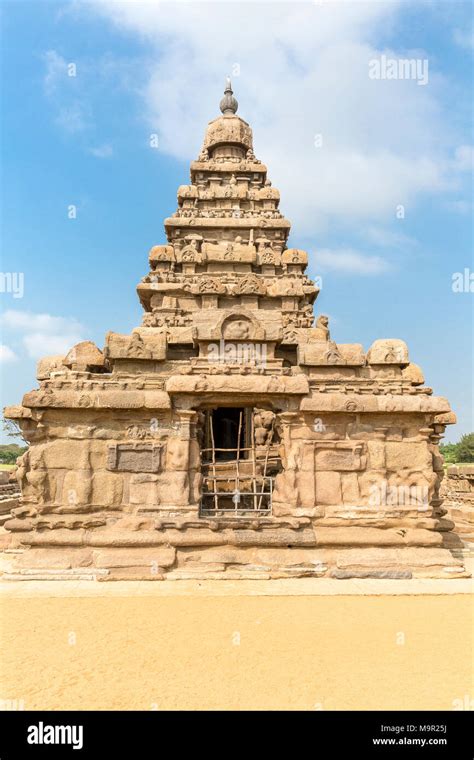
3, 80, 467, 580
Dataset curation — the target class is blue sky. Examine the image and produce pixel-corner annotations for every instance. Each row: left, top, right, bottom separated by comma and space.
0, 0, 472, 443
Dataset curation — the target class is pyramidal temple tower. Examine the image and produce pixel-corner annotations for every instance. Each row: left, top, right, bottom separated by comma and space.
4, 80, 466, 580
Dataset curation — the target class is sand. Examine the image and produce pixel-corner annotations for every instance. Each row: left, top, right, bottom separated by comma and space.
0, 577, 473, 711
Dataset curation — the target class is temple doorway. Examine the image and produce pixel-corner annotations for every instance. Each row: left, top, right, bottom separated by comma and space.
199, 407, 281, 516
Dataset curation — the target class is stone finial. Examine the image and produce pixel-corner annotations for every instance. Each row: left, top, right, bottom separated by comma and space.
219, 77, 238, 115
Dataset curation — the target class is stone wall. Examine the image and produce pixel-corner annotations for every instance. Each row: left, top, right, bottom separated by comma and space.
440, 465, 474, 545
1, 402, 466, 580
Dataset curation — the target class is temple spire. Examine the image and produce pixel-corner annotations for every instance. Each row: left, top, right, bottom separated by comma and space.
219, 76, 238, 115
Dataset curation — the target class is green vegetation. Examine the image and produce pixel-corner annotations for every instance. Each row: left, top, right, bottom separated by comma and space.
440, 433, 474, 464
1, 417, 28, 465
0, 444, 27, 464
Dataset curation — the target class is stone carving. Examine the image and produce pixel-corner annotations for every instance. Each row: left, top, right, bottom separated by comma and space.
282, 304, 314, 329
367, 339, 409, 365
260, 250, 276, 264
127, 424, 149, 440
267, 277, 304, 297
202, 113, 253, 155
202, 240, 256, 262
180, 240, 203, 263
143, 311, 192, 328
222, 316, 252, 340
326, 343, 344, 364
282, 248, 308, 266
233, 273, 267, 295
313, 315, 330, 341
212, 311, 265, 342
3, 80, 464, 582
282, 328, 299, 344
197, 276, 227, 295
253, 409, 275, 446
106, 331, 166, 361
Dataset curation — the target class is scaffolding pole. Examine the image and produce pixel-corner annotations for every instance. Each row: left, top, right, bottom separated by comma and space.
209, 412, 218, 512
251, 411, 257, 511
234, 411, 243, 506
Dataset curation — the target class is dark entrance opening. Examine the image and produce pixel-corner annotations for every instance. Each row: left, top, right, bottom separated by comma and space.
211, 407, 246, 460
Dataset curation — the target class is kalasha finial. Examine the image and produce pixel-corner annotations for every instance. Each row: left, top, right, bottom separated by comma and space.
219, 77, 238, 115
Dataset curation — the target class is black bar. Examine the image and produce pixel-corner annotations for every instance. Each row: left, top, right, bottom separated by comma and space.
0, 711, 471, 757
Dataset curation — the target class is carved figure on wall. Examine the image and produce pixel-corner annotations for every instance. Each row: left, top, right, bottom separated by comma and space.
181, 240, 202, 262
15, 450, 29, 493
314, 314, 330, 341
253, 409, 275, 446
127, 424, 148, 440
222, 316, 252, 340
128, 332, 148, 358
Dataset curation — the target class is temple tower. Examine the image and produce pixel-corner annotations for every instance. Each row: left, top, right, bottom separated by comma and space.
4, 81, 465, 580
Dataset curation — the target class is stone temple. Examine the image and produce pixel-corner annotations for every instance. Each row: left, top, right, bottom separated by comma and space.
4, 80, 466, 580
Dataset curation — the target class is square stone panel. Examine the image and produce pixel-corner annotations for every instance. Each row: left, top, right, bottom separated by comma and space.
107, 443, 164, 473
314, 442, 366, 472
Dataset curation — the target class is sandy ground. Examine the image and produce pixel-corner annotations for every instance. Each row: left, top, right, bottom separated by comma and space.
0, 573, 473, 711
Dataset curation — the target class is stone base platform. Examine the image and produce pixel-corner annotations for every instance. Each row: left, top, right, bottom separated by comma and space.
0, 544, 468, 581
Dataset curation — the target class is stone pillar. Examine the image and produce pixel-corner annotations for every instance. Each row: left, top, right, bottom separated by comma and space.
272, 412, 300, 515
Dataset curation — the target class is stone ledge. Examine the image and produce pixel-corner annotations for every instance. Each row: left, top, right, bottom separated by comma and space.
0, 567, 472, 597
301, 393, 451, 413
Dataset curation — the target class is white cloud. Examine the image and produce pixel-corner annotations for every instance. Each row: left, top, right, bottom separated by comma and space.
55, 104, 90, 134
0, 344, 18, 363
43, 50, 69, 96
43, 49, 91, 134
365, 226, 417, 249
445, 199, 473, 215
81, 0, 471, 235
88, 143, 114, 158
22, 333, 82, 358
1, 310, 82, 332
315, 248, 391, 275
452, 145, 474, 172
453, 28, 474, 51
0, 310, 85, 359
